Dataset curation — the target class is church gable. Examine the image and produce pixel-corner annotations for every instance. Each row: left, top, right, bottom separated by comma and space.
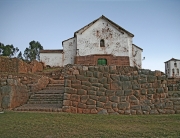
76, 17, 133, 57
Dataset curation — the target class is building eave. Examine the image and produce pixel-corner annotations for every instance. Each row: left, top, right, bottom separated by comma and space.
40, 49, 63, 53
132, 44, 143, 51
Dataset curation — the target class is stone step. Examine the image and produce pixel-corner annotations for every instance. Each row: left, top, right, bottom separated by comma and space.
30, 94, 63, 99
35, 90, 64, 94
28, 98, 63, 101
47, 84, 64, 87
14, 104, 62, 112
43, 87, 64, 90
28, 101, 63, 104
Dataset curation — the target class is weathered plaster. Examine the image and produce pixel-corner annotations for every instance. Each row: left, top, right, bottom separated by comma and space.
76, 19, 132, 57
40, 53, 63, 67
63, 37, 77, 65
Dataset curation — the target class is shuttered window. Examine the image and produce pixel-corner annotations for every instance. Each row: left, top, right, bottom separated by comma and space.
98, 58, 107, 65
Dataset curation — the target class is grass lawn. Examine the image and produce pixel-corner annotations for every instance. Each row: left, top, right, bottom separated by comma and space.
0, 111, 180, 138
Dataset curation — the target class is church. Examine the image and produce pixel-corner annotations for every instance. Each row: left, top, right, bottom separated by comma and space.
40, 15, 143, 68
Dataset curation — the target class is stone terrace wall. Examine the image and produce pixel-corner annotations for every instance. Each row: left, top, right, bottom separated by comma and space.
0, 56, 44, 73
62, 65, 180, 115
0, 74, 49, 109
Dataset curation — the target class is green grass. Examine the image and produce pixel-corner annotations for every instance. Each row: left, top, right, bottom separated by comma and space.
0, 111, 180, 138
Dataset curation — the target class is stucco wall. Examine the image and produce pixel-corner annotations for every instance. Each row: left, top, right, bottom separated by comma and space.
40, 53, 63, 67
76, 18, 133, 58
131, 45, 143, 68
63, 37, 77, 66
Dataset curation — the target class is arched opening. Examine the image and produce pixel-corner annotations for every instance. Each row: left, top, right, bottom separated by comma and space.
98, 58, 107, 65
100, 39, 105, 47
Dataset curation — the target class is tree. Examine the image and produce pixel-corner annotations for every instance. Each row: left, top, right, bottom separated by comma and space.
23, 40, 43, 61
0, 42, 19, 57
17, 51, 23, 60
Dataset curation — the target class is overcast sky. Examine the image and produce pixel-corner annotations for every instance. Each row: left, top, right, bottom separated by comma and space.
0, 0, 179, 72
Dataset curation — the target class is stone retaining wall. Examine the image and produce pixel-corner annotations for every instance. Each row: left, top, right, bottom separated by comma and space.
0, 57, 44, 73
62, 65, 180, 115
0, 74, 49, 109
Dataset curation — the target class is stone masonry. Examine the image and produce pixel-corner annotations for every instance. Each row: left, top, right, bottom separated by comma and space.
62, 65, 180, 115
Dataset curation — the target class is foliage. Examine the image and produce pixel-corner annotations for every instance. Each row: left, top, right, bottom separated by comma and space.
23, 40, 43, 61
0, 42, 19, 57
0, 111, 180, 138
17, 51, 23, 60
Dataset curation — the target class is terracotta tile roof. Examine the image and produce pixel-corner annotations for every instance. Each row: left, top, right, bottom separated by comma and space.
39, 49, 63, 53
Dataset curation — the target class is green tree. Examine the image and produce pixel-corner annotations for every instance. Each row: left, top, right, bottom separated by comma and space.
17, 51, 23, 60
23, 40, 43, 61
0, 42, 19, 57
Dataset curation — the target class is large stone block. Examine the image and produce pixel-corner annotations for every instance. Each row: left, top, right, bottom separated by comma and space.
147, 88, 156, 94
89, 95, 98, 101
99, 77, 107, 84
110, 74, 120, 81
65, 87, 77, 94
80, 95, 89, 103
71, 94, 80, 102
150, 110, 159, 115
97, 109, 108, 114
98, 96, 108, 103
89, 78, 98, 83
110, 81, 123, 90
81, 85, 90, 91
94, 71, 103, 78
106, 90, 115, 96
157, 75, 166, 80
147, 75, 156, 83
1, 86, 11, 95
116, 90, 124, 96
76, 75, 89, 81
96, 101, 104, 108
109, 96, 119, 103
63, 93, 71, 100
64, 80, 71, 87
104, 101, 112, 109
141, 105, 151, 111
71, 84, 82, 89
88, 66, 94, 71
63, 100, 71, 106
98, 66, 104, 72
156, 88, 164, 93
132, 82, 140, 90
89, 86, 99, 91
82, 81, 91, 87
86, 71, 93, 77
78, 103, 86, 108
2, 95, 10, 109
104, 66, 109, 72
64, 75, 76, 80
131, 105, 141, 110
133, 75, 140, 80
103, 84, 110, 89
123, 81, 132, 90
86, 99, 96, 105
97, 91, 105, 96
71, 80, 81, 85
77, 89, 87, 95
88, 90, 96, 95
120, 75, 129, 81
118, 102, 130, 110
92, 83, 103, 87
124, 90, 133, 96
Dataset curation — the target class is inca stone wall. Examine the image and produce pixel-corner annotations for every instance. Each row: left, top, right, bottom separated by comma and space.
0, 57, 44, 73
62, 65, 180, 115
0, 74, 49, 109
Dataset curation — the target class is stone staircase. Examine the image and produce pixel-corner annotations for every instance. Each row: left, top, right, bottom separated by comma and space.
14, 80, 64, 112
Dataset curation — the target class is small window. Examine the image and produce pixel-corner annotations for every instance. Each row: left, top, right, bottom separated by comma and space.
172, 68, 175, 74
174, 62, 177, 67
168, 69, 169, 74
100, 39, 105, 47
177, 69, 179, 75
98, 58, 107, 65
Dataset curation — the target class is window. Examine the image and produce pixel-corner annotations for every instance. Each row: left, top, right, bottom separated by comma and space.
177, 69, 179, 75
100, 39, 105, 47
98, 58, 107, 65
172, 69, 174, 74
174, 62, 177, 67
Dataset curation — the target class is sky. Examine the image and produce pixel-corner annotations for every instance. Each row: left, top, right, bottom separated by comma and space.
0, 0, 180, 72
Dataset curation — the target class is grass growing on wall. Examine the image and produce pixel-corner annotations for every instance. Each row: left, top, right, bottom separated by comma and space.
0, 111, 180, 138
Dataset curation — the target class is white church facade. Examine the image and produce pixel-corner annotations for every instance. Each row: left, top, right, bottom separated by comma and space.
40, 15, 143, 68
